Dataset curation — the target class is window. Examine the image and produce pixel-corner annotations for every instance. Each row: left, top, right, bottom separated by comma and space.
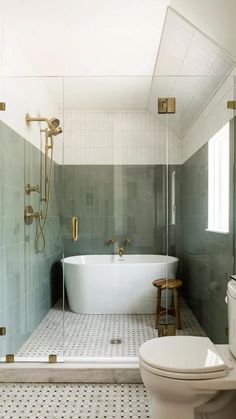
207, 122, 230, 233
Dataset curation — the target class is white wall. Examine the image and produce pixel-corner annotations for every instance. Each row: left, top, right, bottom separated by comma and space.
0, 18, 63, 158
59, 109, 181, 165
170, 0, 236, 59
181, 75, 235, 163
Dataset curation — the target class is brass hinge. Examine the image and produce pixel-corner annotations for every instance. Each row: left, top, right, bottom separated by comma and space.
0, 102, 6, 111
158, 98, 176, 114
6, 354, 14, 363
157, 324, 176, 337
48, 354, 57, 363
227, 101, 236, 110
0, 327, 6, 336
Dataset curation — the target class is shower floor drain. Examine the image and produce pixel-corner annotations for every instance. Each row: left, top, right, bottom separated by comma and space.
110, 338, 122, 344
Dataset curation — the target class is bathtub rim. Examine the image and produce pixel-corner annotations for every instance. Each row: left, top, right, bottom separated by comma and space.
62, 254, 179, 266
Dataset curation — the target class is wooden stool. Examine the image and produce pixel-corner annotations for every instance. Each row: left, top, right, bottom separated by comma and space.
152, 278, 183, 330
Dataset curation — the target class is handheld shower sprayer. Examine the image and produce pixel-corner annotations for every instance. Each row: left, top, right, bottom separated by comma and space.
25, 113, 63, 253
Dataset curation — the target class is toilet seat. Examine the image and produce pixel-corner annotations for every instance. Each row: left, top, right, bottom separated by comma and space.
139, 336, 228, 380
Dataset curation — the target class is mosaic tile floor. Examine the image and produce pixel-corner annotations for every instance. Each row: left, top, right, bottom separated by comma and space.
17, 299, 206, 358
0, 384, 150, 419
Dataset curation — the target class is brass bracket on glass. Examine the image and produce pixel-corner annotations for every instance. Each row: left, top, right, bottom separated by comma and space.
157, 324, 176, 337
0, 102, 6, 111
158, 98, 176, 114
227, 101, 236, 110
24, 205, 43, 225
0, 327, 6, 336
6, 354, 14, 363
25, 184, 40, 195
48, 354, 57, 363
71, 216, 78, 242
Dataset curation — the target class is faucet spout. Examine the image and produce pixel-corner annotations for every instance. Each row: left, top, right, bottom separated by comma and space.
118, 246, 125, 257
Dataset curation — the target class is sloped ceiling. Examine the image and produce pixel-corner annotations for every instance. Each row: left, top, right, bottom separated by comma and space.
170, 0, 236, 60
148, 8, 235, 138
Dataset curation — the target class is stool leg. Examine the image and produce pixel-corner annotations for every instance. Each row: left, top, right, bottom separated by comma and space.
155, 288, 162, 329
173, 288, 181, 329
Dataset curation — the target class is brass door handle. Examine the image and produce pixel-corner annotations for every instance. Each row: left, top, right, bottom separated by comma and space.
71, 216, 78, 242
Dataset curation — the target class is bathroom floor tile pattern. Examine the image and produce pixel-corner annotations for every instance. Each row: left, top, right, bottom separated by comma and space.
17, 299, 206, 358
0, 383, 150, 419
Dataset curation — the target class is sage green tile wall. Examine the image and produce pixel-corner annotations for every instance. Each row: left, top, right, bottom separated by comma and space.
181, 142, 233, 343
63, 166, 114, 255
0, 121, 25, 356
63, 165, 180, 257
0, 121, 63, 356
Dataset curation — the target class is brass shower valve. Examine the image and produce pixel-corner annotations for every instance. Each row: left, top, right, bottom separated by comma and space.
24, 205, 43, 225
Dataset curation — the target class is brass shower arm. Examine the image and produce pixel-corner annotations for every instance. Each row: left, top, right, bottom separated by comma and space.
25, 114, 50, 126
25, 114, 62, 135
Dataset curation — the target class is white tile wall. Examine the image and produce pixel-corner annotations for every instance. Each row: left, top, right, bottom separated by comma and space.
61, 110, 181, 165
0, 18, 62, 159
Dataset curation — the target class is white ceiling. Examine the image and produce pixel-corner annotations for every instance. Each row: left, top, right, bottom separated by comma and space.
0, 0, 170, 77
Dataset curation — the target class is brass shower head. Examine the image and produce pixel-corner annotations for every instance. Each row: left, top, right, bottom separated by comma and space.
47, 126, 63, 137
25, 114, 62, 136
48, 117, 60, 130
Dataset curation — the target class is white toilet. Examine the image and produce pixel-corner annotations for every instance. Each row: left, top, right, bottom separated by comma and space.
139, 277, 236, 419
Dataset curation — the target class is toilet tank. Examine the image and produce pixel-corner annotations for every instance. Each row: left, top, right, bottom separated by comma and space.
227, 278, 236, 358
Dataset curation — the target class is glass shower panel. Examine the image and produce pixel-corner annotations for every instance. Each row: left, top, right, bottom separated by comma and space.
166, 75, 235, 343
0, 76, 64, 362
149, 9, 236, 342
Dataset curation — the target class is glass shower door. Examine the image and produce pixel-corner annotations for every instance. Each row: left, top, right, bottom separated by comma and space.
62, 76, 170, 360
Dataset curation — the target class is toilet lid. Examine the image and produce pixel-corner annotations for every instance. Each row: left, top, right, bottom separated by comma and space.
139, 336, 227, 375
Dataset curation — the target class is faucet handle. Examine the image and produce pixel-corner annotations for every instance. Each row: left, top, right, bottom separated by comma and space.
125, 237, 132, 246
108, 237, 117, 245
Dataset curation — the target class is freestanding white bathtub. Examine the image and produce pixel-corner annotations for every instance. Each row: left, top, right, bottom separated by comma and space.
62, 254, 178, 314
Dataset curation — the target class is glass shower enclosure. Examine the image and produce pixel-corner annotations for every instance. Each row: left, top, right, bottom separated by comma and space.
0, 79, 235, 363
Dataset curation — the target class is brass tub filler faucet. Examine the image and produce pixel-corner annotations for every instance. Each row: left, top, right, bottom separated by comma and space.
107, 237, 133, 257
